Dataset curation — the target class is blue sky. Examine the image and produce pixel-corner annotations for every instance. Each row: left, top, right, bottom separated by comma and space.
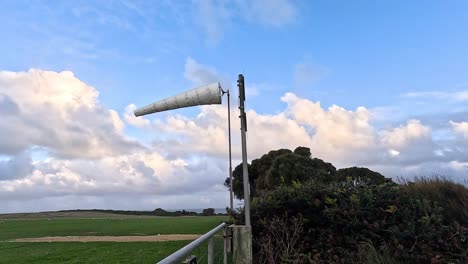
0, 0, 467, 212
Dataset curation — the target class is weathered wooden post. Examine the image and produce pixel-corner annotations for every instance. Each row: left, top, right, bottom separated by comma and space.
231, 225, 253, 264
208, 238, 214, 264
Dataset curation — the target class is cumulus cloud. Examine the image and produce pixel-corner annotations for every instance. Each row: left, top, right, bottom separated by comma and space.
0, 69, 141, 158
381, 120, 431, 149
0, 69, 232, 212
378, 120, 437, 166
0, 151, 225, 200
282, 93, 376, 158
147, 89, 463, 176
146, 88, 467, 179
151, 104, 314, 160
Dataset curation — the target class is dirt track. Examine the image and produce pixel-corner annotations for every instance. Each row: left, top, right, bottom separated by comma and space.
12, 234, 200, 242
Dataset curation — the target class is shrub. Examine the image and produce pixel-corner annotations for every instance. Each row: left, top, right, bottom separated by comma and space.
251, 180, 468, 263
256, 214, 306, 264
228, 148, 468, 263
400, 176, 468, 225
348, 242, 399, 264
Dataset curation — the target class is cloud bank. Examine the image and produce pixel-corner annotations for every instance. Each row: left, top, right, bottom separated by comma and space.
0, 69, 228, 212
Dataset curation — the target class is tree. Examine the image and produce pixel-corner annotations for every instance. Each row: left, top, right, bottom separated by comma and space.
335, 167, 389, 185
263, 152, 336, 190
293, 146, 311, 157
225, 147, 337, 199
224, 149, 293, 200
202, 208, 215, 216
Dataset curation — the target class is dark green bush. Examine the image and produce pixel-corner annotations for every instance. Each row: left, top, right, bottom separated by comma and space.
251, 179, 468, 263
228, 147, 468, 263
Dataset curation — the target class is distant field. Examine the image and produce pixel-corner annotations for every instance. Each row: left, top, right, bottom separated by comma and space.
0, 212, 228, 263
0, 211, 164, 219
0, 216, 226, 241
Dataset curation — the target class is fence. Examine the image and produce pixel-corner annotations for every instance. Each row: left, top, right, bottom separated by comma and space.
157, 223, 229, 264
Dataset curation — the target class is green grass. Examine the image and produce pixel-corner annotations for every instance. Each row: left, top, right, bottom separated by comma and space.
0, 215, 229, 263
0, 241, 191, 264
0, 216, 227, 241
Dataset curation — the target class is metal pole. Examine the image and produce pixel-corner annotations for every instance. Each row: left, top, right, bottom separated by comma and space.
208, 238, 214, 264
227, 90, 234, 212
237, 74, 251, 227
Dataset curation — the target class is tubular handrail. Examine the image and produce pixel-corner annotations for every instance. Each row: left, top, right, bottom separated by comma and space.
157, 222, 227, 264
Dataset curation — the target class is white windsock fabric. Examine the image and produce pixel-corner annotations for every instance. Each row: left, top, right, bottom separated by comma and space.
134, 82, 222, 116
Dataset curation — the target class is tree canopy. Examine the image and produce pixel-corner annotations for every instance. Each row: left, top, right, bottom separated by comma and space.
225, 146, 388, 200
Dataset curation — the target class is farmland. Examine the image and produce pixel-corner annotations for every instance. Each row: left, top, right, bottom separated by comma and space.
0, 241, 190, 264
0, 212, 227, 263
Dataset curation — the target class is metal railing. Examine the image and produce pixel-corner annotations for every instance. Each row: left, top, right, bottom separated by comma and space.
157, 222, 228, 264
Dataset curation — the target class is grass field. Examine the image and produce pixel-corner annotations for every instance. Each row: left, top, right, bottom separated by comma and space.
0, 241, 190, 264
0, 216, 227, 240
0, 214, 228, 263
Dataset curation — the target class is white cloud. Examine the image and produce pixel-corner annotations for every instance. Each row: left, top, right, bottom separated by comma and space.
152, 104, 314, 160
0, 69, 141, 158
124, 104, 150, 128
147, 84, 467, 179
0, 69, 231, 212
450, 121, 468, 140
0, 151, 213, 198
0, 149, 230, 212
282, 93, 377, 160
381, 120, 431, 149
148, 90, 456, 173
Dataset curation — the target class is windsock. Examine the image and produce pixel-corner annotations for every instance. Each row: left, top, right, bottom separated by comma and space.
134, 82, 222, 117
